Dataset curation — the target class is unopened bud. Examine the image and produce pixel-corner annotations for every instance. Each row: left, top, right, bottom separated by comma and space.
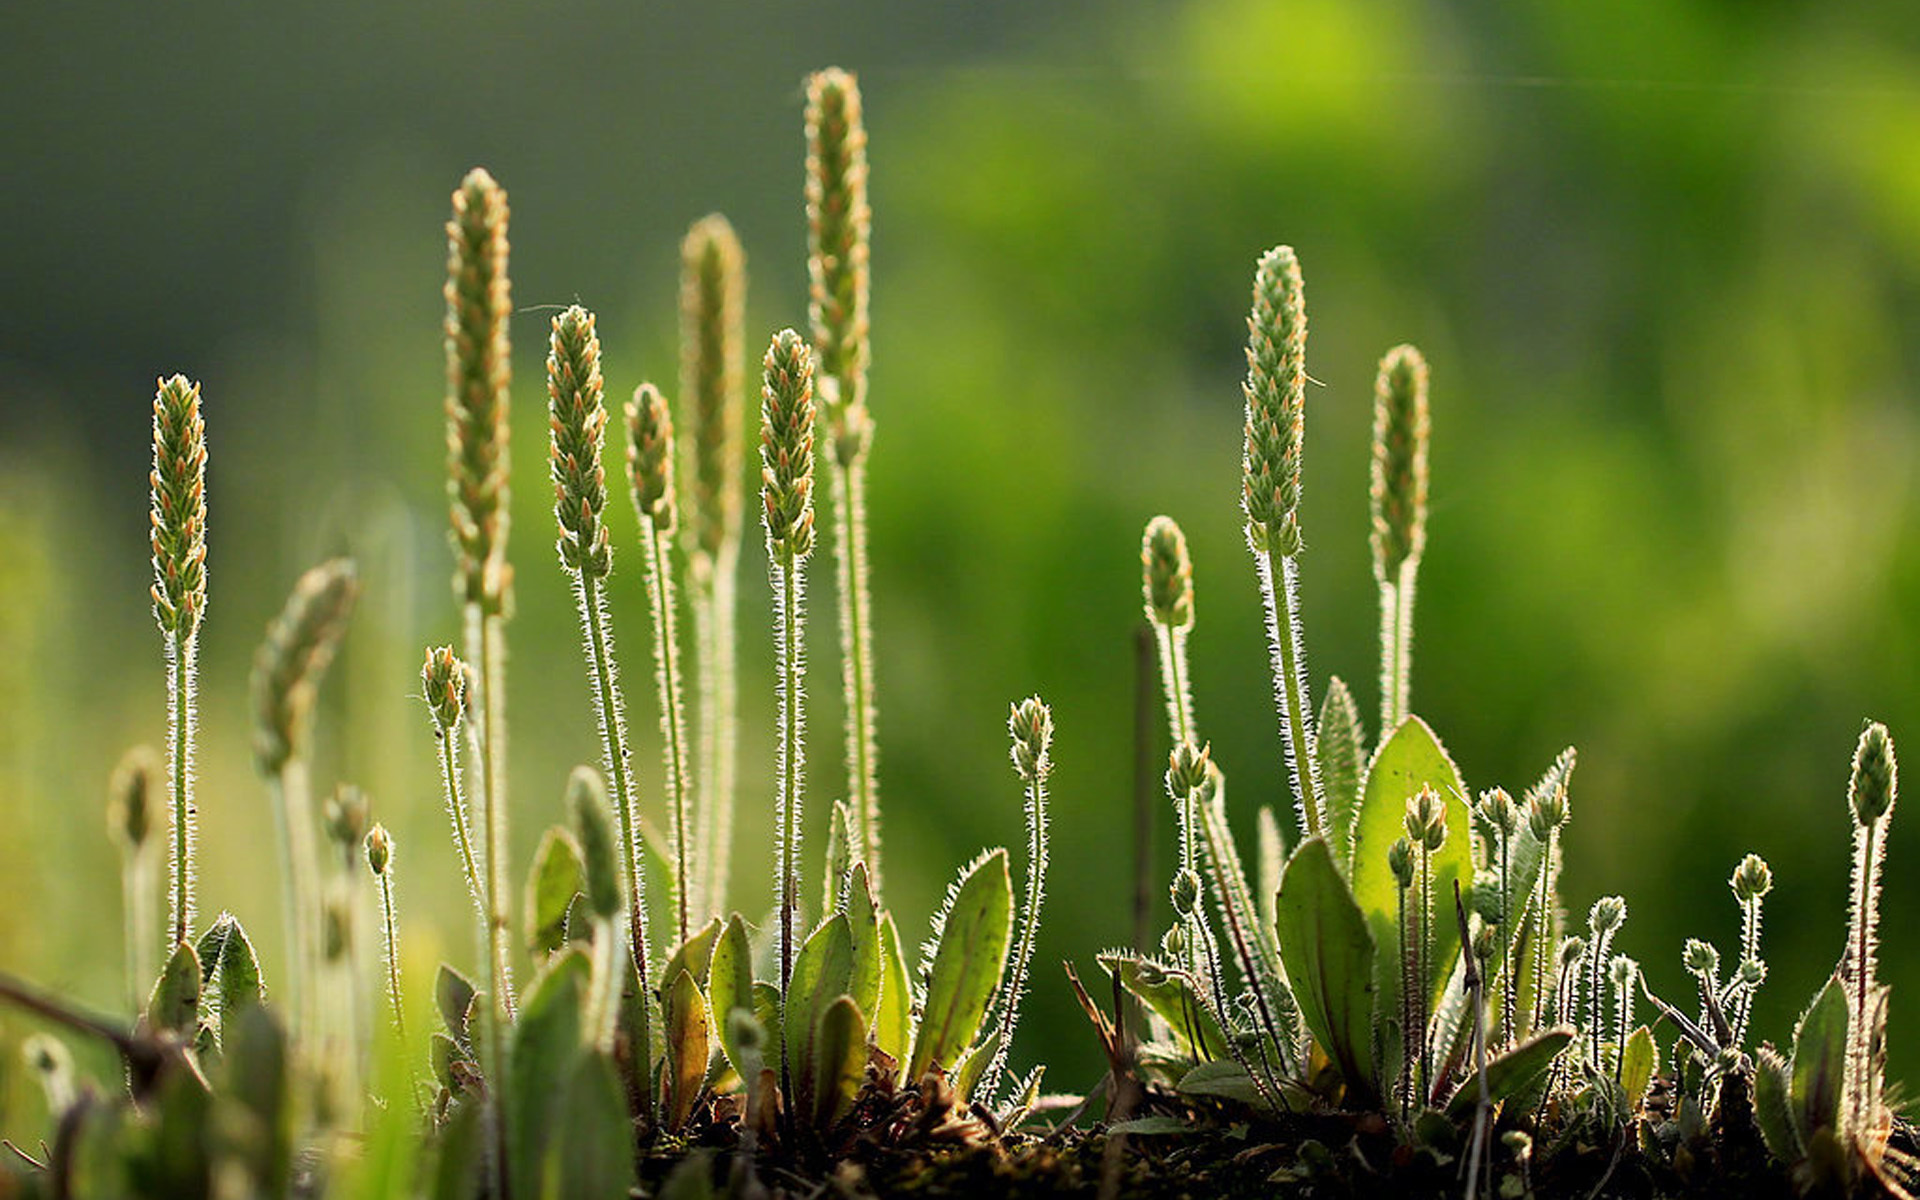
365, 824, 393, 876
1731, 853, 1772, 903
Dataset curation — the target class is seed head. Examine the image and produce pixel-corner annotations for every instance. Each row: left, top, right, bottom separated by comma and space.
1684, 939, 1720, 977
1141, 515, 1195, 630
1167, 740, 1211, 798
546, 305, 613, 578
805, 67, 873, 458
250, 559, 359, 776
679, 214, 747, 566
1730, 853, 1772, 903
444, 167, 513, 614
150, 374, 209, 641
421, 645, 467, 733
1848, 720, 1897, 827
1527, 785, 1570, 841
323, 784, 370, 851
1404, 785, 1447, 852
1170, 868, 1203, 919
365, 824, 393, 876
1008, 696, 1053, 782
1588, 895, 1627, 935
1369, 344, 1430, 582
108, 745, 161, 853
1241, 246, 1308, 556
625, 382, 677, 535
1478, 787, 1519, 840
1388, 837, 1415, 889
758, 329, 817, 562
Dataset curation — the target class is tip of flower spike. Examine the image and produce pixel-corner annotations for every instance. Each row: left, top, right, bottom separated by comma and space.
1731, 853, 1772, 903
1370, 343, 1431, 582
1142, 515, 1195, 630
1166, 741, 1210, 798
1240, 246, 1308, 555
365, 824, 393, 876
1008, 697, 1053, 781
150, 373, 209, 640
626, 382, 678, 535
1849, 721, 1897, 827
421, 645, 467, 732
1404, 785, 1446, 851
1588, 895, 1627, 934
108, 745, 162, 852
758, 329, 818, 562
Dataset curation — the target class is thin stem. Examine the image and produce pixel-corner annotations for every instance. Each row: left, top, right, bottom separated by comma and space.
979, 767, 1048, 1103
1531, 828, 1555, 1034
1416, 845, 1432, 1103
469, 608, 516, 1022
269, 760, 321, 1045
378, 869, 404, 1039
828, 454, 881, 891
1255, 547, 1323, 839
1498, 830, 1514, 1048
1154, 626, 1196, 748
773, 554, 807, 1105
641, 520, 694, 945
1397, 882, 1413, 1122
437, 728, 486, 926
123, 856, 155, 1014
688, 549, 740, 916
1847, 817, 1883, 1131
165, 633, 198, 948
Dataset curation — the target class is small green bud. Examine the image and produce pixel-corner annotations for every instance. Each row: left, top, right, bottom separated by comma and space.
324, 784, 370, 851
1170, 868, 1203, 919
1609, 954, 1636, 991
1167, 740, 1211, 797
1527, 785, 1569, 841
1588, 895, 1627, 935
1141, 515, 1195, 630
1160, 925, 1189, 959
1008, 696, 1054, 782
108, 745, 161, 853
421, 645, 467, 733
1683, 939, 1720, 977
1387, 837, 1415, 889
568, 766, 623, 921
1730, 853, 1772, 903
1404, 785, 1446, 851
1478, 787, 1519, 840
1473, 925, 1498, 964
1736, 958, 1766, 988
1848, 721, 1897, 827
624, 381, 677, 536
365, 824, 393, 876
1558, 936, 1587, 970
1471, 870, 1505, 924
1502, 1129, 1533, 1162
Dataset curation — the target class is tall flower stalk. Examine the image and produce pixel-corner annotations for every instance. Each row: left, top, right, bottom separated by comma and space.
444, 167, 516, 1032
149, 373, 208, 950
1843, 721, 1896, 1138
421, 647, 485, 927
108, 747, 161, 1010
1370, 344, 1430, 740
806, 68, 882, 891
1241, 247, 1324, 837
677, 214, 747, 917
546, 305, 655, 1010
626, 381, 694, 946
759, 328, 818, 1102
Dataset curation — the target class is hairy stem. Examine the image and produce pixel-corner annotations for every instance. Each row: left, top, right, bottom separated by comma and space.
437, 728, 485, 926
828, 454, 880, 892
1255, 547, 1322, 839
1378, 566, 1415, 740
165, 633, 198, 948
773, 554, 807, 1104
641, 520, 694, 944
689, 548, 741, 916
378, 869, 404, 1039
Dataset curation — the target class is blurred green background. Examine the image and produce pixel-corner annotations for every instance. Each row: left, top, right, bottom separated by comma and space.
5, 0, 1920, 1135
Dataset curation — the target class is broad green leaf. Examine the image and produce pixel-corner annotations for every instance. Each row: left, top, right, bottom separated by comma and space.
658, 1150, 717, 1200
543, 1052, 635, 1200
197, 913, 263, 1046
436, 964, 477, 1045
1107, 1116, 1191, 1136
219, 1002, 290, 1198
953, 1029, 1000, 1101
1445, 1026, 1574, 1119
708, 916, 757, 1081
1349, 717, 1471, 1047
1790, 974, 1848, 1142
1275, 838, 1377, 1102
663, 917, 723, 1000
429, 1098, 484, 1200
1178, 1059, 1265, 1107
148, 940, 201, 1035
821, 799, 854, 917
1098, 950, 1230, 1060
752, 982, 782, 1070
637, 816, 677, 964
810, 996, 867, 1128
1315, 677, 1365, 871
788, 914, 854, 1085
508, 949, 590, 1199
1754, 1045, 1802, 1163
873, 912, 914, 1066
524, 827, 584, 959
1619, 1024, 1656, 1109
844, 862, 883, 1026
909, 850, 1014, 1080
149, 1055, 214, 1195
663, 969, 711, 1131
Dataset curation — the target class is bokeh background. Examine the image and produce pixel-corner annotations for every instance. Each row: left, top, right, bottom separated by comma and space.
5, 0, 1920, 1135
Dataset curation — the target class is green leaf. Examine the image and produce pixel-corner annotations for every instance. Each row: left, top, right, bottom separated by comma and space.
663, 917, 723, 1000
821, 799, 854, 917
1316, 677, 1365, 871
953, 1029, 1000, 1101
542, 1052, 635, 1200
1107, 1116, 1191, 1136
148, 940, 202, 1035
1098, 950, 1230, 1060
1275, 837, 1377, 1101
196, 913, 264, 1048
1177, 1060, 1266, 1107
524, 827, 584, 959
810, 996, 867, 1128
752, 982, 783, 1071
1445, 1025, 1575, 1119
788, 914, 853, 1089
844, 862, 884, 1026
873, 912, 914, 1066
1619, 1024, 1656, 1109
436, 964, 477, 1045
429, 1096, 484, 1200
1754, 1045, 1802, 1163
708, 916, 757, 1081
509, 948, 590, 1199
218, 1002, 290, 1198
662, 968, 711, 1131
909, 850, 1014, 1080
1349, 717, 1471, 1039
1789, 973, 1848, 1142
